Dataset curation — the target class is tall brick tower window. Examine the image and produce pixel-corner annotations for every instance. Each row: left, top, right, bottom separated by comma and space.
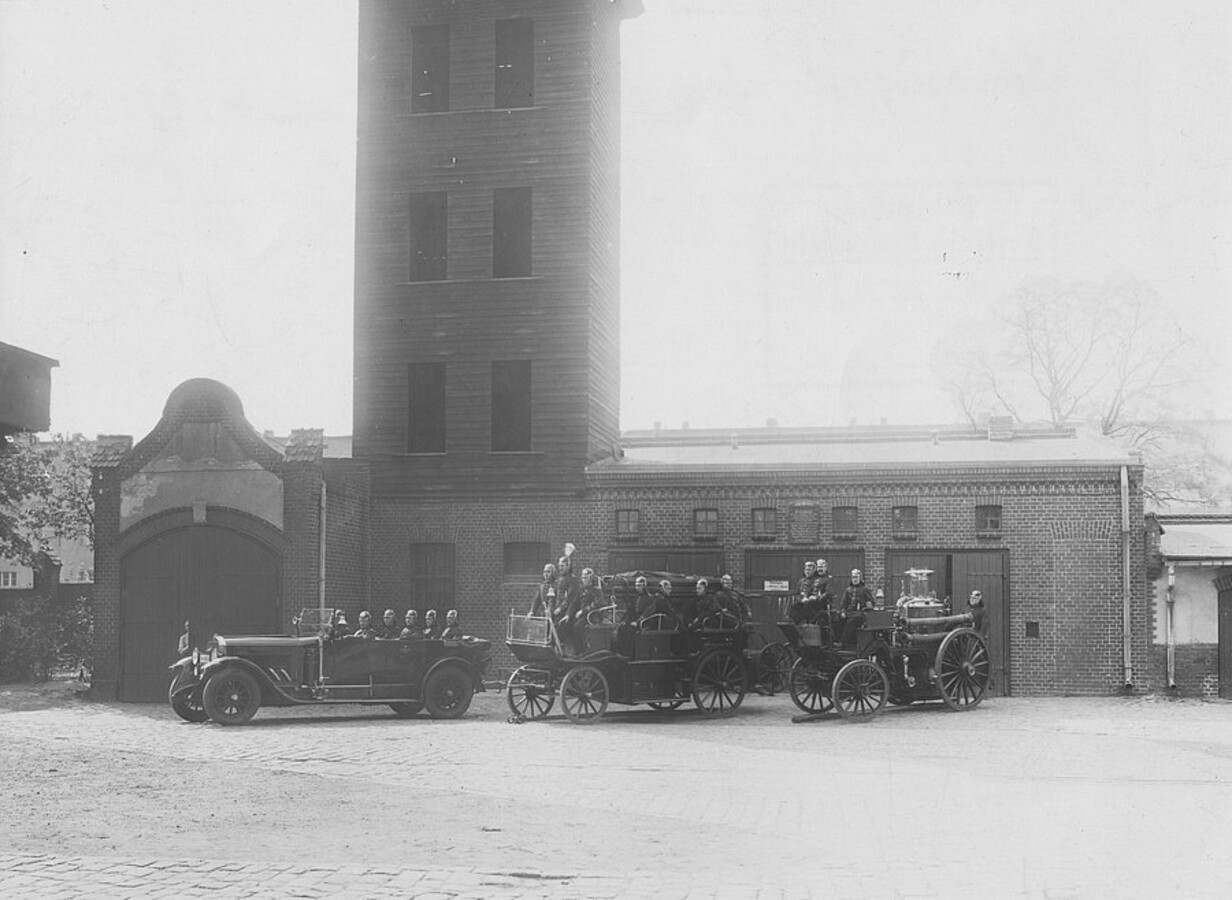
493, 187, 532, 277
495, 18, 534, 109
408, 192, 447, 282
411, 24, 450, 113
492, 360, 532, 451
407, 362, 446, 453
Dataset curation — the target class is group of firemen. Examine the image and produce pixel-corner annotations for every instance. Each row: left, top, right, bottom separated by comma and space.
330, 607, 464, 641
526, 545, 755, 655
787, 558, 877, 649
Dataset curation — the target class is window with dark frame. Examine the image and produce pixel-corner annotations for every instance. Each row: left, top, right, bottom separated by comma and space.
491, 360, 532, 451
407, 542, 455, 612
407, 362, 446, 453
976, 505, 1003, 532
751, 507, 777, 540
503, 541, 550, 576
493, 187, 532, 277
0, 571, 17, 589
495, 18, 534, 109
616, 509, 640, 538
411, 24, 450, 113
892, 505, 918, 535
408, 192, 447, 282
832, 506, 858, 535
694, 508, 718, 539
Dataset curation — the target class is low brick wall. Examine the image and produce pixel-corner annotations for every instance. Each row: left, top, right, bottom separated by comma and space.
1152, 644, 1220, 698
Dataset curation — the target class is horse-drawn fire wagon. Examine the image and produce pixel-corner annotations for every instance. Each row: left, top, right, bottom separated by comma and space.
505, 571, 783, 723
782, 568, 991, 721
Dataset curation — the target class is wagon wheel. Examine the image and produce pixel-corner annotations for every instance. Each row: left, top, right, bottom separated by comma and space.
168, 668, 208, 723
560, 665, 609, 724
506, 665, 556, 720
201, 668, 261, 726
422, 663, 475, 719
788, 657, 833, 714
388, 701, 424, 717
831, 659, 889, 722
692, 647, 748, 717
756, 642, 792, 695
934, 627, 991, 711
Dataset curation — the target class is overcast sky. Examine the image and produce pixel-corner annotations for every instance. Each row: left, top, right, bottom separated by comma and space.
1, 1, 1228, 439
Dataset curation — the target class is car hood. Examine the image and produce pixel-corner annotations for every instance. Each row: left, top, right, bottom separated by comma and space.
215, 635, 320, 651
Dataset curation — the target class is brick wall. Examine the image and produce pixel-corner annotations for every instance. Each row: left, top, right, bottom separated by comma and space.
1152, 644, 1220, 697
366, 463, 1148, 694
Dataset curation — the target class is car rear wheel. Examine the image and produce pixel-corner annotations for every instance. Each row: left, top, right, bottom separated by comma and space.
168, 668, 208, 723
422, 664, 474, 719
388, 701, 424, 718
201, 668, 261, 726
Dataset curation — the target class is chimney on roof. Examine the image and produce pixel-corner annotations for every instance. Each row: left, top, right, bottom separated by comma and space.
730, 433, 739, 449
987, 415, 1014, 441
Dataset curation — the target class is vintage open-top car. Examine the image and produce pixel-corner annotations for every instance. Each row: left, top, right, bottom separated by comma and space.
168, 608, 491, 725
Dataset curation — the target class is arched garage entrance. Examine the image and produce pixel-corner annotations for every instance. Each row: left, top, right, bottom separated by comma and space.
119, 523, 281, 701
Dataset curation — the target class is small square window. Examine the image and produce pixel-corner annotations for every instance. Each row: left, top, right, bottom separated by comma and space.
832, 506, 858, 536
616, 509, 640, 539
694, 509, 718, 539
751, 507, 777, 540
891, 505, 918, 535
1026, 621, 1040, 638
976, 505, 1003, 533
0, 571, 17, 589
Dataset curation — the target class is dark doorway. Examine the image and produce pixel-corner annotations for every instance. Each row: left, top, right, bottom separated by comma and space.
120, 525, 280, 701
886, 549, 1009, 695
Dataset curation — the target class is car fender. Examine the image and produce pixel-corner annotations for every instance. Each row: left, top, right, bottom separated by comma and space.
198, 656, 282, 702
168, 655, 194, 672
424, 655, 486, 693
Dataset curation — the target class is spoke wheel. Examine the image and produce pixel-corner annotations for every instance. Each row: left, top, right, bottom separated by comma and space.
201, 668, 261, 726
506, 665, 556, 720
788, 657, 833, 714
692, 648, 748, 717
935, 628, 991, 711
388, 701, 424, 718
168, 668, 208, 723
832, 659, 889, 722
647, 699, 686, 711
423, 664, 475, 719
757, 642, 792, 695
559, 665, 609, 724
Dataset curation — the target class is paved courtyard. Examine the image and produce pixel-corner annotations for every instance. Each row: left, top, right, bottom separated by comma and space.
1, 686, 1230, 898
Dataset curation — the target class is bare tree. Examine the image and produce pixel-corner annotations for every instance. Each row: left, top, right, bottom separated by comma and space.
938, 277, 1191, 435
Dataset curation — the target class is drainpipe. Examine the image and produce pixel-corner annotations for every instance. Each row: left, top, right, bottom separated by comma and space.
1120, 466, 1133, 690
1166, 563, 1176, 690
318, 481, 327, 615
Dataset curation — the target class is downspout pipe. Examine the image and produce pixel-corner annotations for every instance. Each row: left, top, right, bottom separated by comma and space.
1120, 466, 1133, 690
318, 481, 327, 616
1166, 563, 1177, 691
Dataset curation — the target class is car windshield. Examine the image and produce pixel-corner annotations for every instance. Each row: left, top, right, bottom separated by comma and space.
295, 608, 336, 638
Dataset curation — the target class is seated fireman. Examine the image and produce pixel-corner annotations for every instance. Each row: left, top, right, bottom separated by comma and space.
400, 609, 421, 639
715, 573, 751, 622
563, 567, 607, 653
440, 609, 464, 639
691, 578, 723, 628
352, 610, 377, 639
788, 560, 827, 625
422, 609, 442, 639
838, 568, 876, 648
379, 608, 400, 639
637, 578, 680, 630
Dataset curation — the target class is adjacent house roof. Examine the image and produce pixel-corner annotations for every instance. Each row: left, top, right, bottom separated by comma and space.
1158, 516, 1232, 564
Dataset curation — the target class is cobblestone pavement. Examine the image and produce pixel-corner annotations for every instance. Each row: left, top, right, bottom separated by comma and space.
3, 692, 1232, 898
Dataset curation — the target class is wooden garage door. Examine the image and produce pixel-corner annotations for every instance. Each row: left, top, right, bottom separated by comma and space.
120, 525, 280, 701
886, 549, 1008, 696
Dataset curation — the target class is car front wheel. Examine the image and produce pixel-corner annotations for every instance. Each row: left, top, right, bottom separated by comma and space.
201, 668, 261, 726
168, 668, 208, 723
422, 664, 474, 719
